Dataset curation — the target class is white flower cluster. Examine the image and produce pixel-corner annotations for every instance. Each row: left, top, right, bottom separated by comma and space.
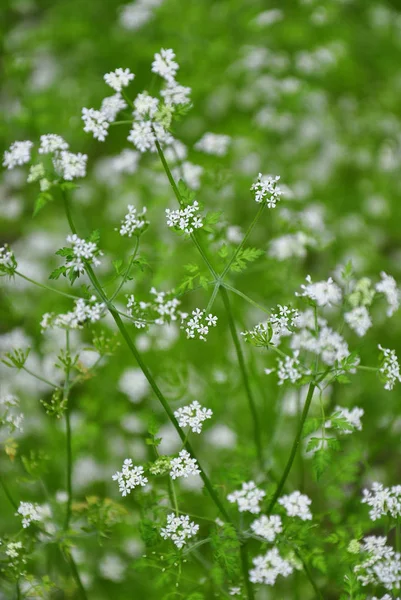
160, 513, 199, 549
152, 48, 178, 83
104, 68, 135, 92
344, 306, 372, 337
269, 231, 314, 261
54, 150, 88, 180
195, 133, 231, 156
297, 275, 342, 307
3, 141, 33, 169
277, 352, 305, 386
0, 394, 24, 433
65, 234, 103, 274
362, 482, 401, 521
112, 459, 148, 497
180, 308, 218, 341
376, 271, 400, 317
126, 288, 181, 328
39, 134, 69, 154
16, 501, 43, 528
100, 94, 128, 121
82, 108, 111, 142
169, 449, 200, 480
278, 491, 312, 520
354, 536, 401, 591
250, 514, 282, 542
165, 200, 203, 234
249, 548, 294, 586
119, 204, 149, 237
378, 345, 401, 391
0, 245, 17, 275
241, 305, 299, 347
5, 541, 26, 567
41, 296, 105, 330
250, 173, 282, 208
174, 400, 213, 433
227, 481, 266, 514
290, 316, 350, 366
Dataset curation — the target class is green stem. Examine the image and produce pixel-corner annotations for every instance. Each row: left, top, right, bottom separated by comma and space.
222, 282, 271, 314
240, 543, 255, 600
206, 282, 221, 313
110, 237, 139, 301
16, 582, 21, 600
220, 286, 263, 469
22, 366, 58, 389
15, 271, 79, 301
65, 551, 88, 600
295, 548, 323, 600
0, 475, 18, 510
64, 331, 73, 531
267, 382, 316, 514
220, 203, 265, 279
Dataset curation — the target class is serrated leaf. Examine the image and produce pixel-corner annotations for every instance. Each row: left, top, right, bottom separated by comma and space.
88, 229, 100, 244
113, 259, 123, 274
229, 247, 264, 273
56, 247, 73, 258
302, 417, 321, 438
218, 244, 229, 258
49, 266, 67, 280
33, 193, 53, 217
184, 263, 199, 274
312, 448, 332, 480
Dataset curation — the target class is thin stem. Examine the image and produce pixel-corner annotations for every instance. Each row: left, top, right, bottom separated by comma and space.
15, 271, 79, 301
220, 286, 263, 469
206, 282, 220, 313
64, 330, 73, 531
16, 582, 21, 600
267, 382, 316, 514
65, 551, 88, 600
240, 543, 255, 600
220, 203, 265, 279
222, 282, 271, 315
0, 475, 18, 510
294, 548, 323, 600
21, 366, 58, 389
63, 190, 77, 235
110, 237, 139, 301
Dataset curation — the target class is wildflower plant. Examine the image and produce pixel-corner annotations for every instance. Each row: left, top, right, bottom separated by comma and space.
1, 11, 401, 600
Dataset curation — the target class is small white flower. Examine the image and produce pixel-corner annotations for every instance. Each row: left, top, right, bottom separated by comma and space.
82, 108, 110, 141
251, 514, 282, 542
161, 82, 191, 106
53, 151, 87, 180
180, 308, 218, 341
195, 133, 231, 157
112, 459, 148, 496
119, 205, 148, 237
39, 134, 69, 154
250, 173, 282, 208
278, 491, 312, 520
344, 306, 372, 337
128, 121, 156, 153
16, 502, 43, 528
3, 141, 33, 169
297, 274, 342, 307
160, 513, 199, 548
378, 345, 401, 391
249, 548, 294, 585
151, 48, 179, 82
174, 400, 213, 433
375, 271, 400, 317
133, 92, 159, 119
100, 93, 127, 121
169, 449, 200, 479
166, 201, 203, 234
104, 68, 135, 92
227, 481, 266, 514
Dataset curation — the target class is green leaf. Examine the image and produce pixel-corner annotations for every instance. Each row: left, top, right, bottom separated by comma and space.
49, 266, 67, 280
88, 229, 100, 244
229, 247, 264, 273
55, 247, 73, 258
33, 192, 53, 217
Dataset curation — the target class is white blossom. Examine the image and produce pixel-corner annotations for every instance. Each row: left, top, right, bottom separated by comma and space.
378, 345, 401, 391
104, 68, 135, 92
354, 536, 401, 591
82, 108, 110, 141
227, 481, 266, 514
128, 121, 156, 153
160, 513, 199, 548
165, 201, 203, 234
251, 514, 282, 542
195, 133, 231, 156
133, 92, 159, 119
16, 502, 43, 528
328, 406, 364, 434
249, 548, 294, 585
376, 271, 400, 317
297, 274, 342, 307
362, 482, 401, 521
53, 151, 87, 180
41, 296, 106, 330
250, 173, 282, 207
119, 205, 149, 236
100, 93, 127, 121
278, 491, 312, 520
112, 459, 148, 496
344, 306, 372, 337
3, 141, 33, 169
65, 234, 102, 273
39, 134, 69, 154
180, 308, 218, 341
161, 81, 191, 106
151, 48, 179, 82
169, 449, 200, 479
174, 400, 213, 433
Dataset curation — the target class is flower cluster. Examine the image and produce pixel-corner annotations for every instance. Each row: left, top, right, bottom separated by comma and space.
195, 133, 231, 156
354, 536, 401, 590
165, 201, 203, 234
118, 204, 149, 237
278, 491, 312, 520
41, 296, 106, 330
104, 68, 135, 92
297, 275, 342, 307
112, 459, 148, 496
82, 108, 110, 142
151, 48, 178, 83
250, 514, 282, 542
249, 548, 294, 585
169, 449, 200, 480
378, 345, 401, 391
174, 400, 213, 433
180, 309, 218, 341
0, 394, 24, 433
241, 305, 299, 347
127, 288, 181, 328
276, 352, 305, 386
250, 173, 282, 207
3, 141, 33, 169
362, 482, 401, 521
227, 481, 266, 514
160, 513, 199, 549
376, 271, 400, 317
64, 234, 103, 274
39, 134, 69, 154
53, 150, 88, 180
0, 245, 17, 276
344, 306, 372, 337
16, 501, 44, 528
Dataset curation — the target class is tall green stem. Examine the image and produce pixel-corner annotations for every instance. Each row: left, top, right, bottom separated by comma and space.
267, 382, 316, 514
64, 331, 73, 531
0, 475, 18, 510
240, 543, 255, 600
220, 286, 263, 469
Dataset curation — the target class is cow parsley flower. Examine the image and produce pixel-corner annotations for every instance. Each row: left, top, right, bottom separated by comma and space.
53, 151, 87, 180
375, 271, 400, 317
250, 173, 282, 207
344, 306, 372, 337
160, 513, 199, 549
165, 201, 203, 234
378, 345, 401, 391
362, 482, 401, 521
278, 491, 312, 520
180, 309, 218, 341
0, 245, 17, 275
118, 205, 149, 236
41, 296, 106, 330
354, 536, 401, 591
169, 449, 200, 480
227, 481, 266, 514
82, 108, 110, 141
174, 400, 213, 433
16, 502, 43, 528
38, 134, 69, 154
249, 548, 294, 585
100, 93, 127, 121
104, 68, 135, 92
0, 394, 24, 433
251, 514, 282, 542
277, 352, 304, 385
161, 82, 191, 106
65, 234, 103, 274
297, 275, 342, 307
152, 48, 179, 82
128, 121, 155, 153
3, 141, 33, 169
112, 459, 148, 496
195, 133, 231, 156
133, 92, 159, 119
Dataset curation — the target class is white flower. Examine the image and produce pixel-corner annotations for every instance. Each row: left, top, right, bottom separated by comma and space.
65, 234, 102, 273
133, 92, 159, 119
82, 108, 110, 141
362, 482, 401, 521
378, 345, 401, 391
169, 449, 200, 479
38, 134, 69, 154
174, 400, 213, 433
229, 588, 242, 596
53, 151, 87, 180
354, 536, 401, 590
112, 459, 148, 496
344, 306, 372, 337
16, 502, 43, 528
251, 514, 282, 542
195, 133, 231, 157
278, 491, 312, 520
151, 48, 179, 82
227, 481, 266, 514
161, 82, 191, 106
41, 296, 106, 330
100, 93, 127, 121
180, 308, 218, 342
166, 201, 203, 234
128, 121, 156, 153
160, 513, 199, 548
277, 352, 304, 385
376, 271, 400, 317
249, 548, 294, 585
328, 406, 364, 434
104, 68, 135, 92
3, 141, 33, 169
0, 245, 17, 274
297, 275, 342, 307
250, 173, 282, 207
119, 205, 148, 236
